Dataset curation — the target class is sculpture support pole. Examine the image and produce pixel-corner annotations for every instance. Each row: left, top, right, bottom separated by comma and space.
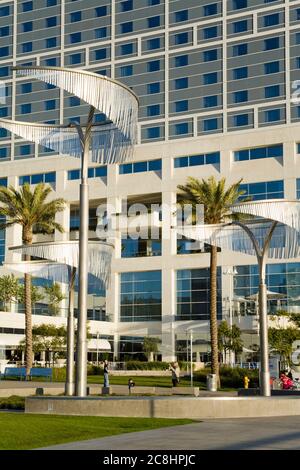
75, 107, 95, 397
65, 267, 76, 396
233, 221, 277, 397
258, 262, 270, 397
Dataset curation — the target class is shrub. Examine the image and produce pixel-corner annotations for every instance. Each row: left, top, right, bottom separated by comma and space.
193, 366, 259, 388
126, 361, 170, 371
52, 367, 66, 382
0, 395, 25, 410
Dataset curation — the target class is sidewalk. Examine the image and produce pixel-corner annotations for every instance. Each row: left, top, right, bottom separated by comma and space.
0, 380, 237, 398
38, 416, 300, 450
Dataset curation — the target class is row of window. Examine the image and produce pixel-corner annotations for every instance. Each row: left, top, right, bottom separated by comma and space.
67, 166, 107, 181
143, 107, 286, 140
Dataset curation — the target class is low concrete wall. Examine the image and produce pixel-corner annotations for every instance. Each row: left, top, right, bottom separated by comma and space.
25, 395, 300, 419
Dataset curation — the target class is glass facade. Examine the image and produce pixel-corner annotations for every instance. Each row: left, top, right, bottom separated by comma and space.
234, 263, 300, 313
120, 270, 162, 322
0, 177, 7, 265
239, 180, 284, 200
177, 268, 222, 321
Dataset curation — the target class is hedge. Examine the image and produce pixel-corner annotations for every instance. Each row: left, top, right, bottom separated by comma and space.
194, 366, 259, 388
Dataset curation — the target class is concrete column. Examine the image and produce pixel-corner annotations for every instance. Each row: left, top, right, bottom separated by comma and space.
161, 268, 176, 362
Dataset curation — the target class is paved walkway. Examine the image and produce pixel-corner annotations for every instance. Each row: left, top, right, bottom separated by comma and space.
39, 416, 300, 450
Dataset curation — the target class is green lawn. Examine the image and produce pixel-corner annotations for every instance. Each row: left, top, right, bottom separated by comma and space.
0, 413, 193, 450
87, 375, 207, 388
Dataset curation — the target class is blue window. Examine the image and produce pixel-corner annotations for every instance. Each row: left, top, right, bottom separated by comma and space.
233, 44, 248, 56
120, 43, 133, 55
0, 5, 10, 15
147, 60, 160, 72
69, 96, 80, 106
203, 118, 218, 131
0, 46, 9, 57
121, 0, 133, 12
233, 114, 249, 127
45, 100, 56, 110
0, 67, 9, 77
95, 6, 107, 17
175, 10, 188, 22
95, 27, 107, 39
175, 122, 189, 135
70, 53, 82, 65
70, 11, 81, 22
240, 180, 284, 200
234, 90, 248, 103
174, 32, 189, 45
265, 109, 281, 122
147, 127, 160, 139
174, 152, 220, 168
22, 2, 32, 12
203, 4, 217, 16
147, 38, 160, 50
232, 0, 247, 9
233, 67, 248, 79
47, 0, 57, 6
120, 22, 133, 34
68, 169, 80, 181
147, 104, 160, 116
204, 95, 218, 107
147, 82, 160, 94
264, 37, 280, 50
20, 145, 32, 156
297, 179, 300, 200
46, 17, 57, 27
0, 148, 8, 159
95, 49, 107, 60
175, 78, 188, 89
234, 144, 283, 162
265, 85, 280, 98
20, 103, 31, 114
45, 57, 57, 66
21, 83, 32, 93
70, 33, 81, 43
264, 61, 279, 74
0, 108, 8, 117
148, 16, 160, 28
203, 49, 217, 61
120, 270, 162, 322
22, 43, 32, 53
264, 13, 279, 27
203, 26, 218, 39
120, 65, 133, 76
233, 20, 248, 33
203, 72, 218, 84
175, 100, 188, 112
46, 37, 57, 48
22, 22, 32, 32
175, 55, 188, 67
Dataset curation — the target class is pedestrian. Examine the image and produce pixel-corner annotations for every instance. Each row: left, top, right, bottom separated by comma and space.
103, 359, 109, 388
169, 361, 180, 387
128, 378, 135, 394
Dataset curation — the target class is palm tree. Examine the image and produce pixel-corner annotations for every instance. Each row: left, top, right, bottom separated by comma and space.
177, 176, 247, 385
0, 183, 65, 377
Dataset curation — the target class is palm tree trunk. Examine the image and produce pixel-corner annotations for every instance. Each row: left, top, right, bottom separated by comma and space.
24, 268, 33, 378
23, 228, 33, 379
210, 245, 219, 384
